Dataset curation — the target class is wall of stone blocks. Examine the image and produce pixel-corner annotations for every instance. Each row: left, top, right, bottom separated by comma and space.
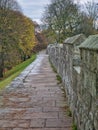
47, 34, 98, 130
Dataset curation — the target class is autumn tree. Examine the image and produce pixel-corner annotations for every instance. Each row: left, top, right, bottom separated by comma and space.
0, 0, 21, 77
14, 13, 36, 60
32, 22, 48, 53
0, 0, 36, 78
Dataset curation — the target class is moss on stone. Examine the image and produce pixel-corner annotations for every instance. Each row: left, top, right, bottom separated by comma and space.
79, 35, 98, 50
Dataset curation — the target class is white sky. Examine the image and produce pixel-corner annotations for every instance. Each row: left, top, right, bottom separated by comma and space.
17, 0, 98, 24
17, 0, 50, 24
74, 0, 97, 4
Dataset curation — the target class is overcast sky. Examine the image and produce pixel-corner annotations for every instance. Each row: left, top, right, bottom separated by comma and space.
17, 0, 50, 24
17, 0, 98, 24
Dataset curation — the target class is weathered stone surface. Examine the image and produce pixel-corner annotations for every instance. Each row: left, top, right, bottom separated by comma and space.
13, 128, 72, 130
64, 34, 86, 45
0, 51, 72, 129
47, 34, 98, 130
30, 119, 45, 127
46, 118, 72, 127
79, 34, 98, 50
0, 120, 30, 128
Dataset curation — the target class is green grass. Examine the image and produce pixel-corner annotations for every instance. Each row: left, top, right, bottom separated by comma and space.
67, 108, 72, 117
0, 54, 36, 90
72, 123, 77, 130
56, 74, 62, 84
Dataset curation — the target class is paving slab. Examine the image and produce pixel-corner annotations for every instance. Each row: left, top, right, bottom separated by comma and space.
0, 51, 72, 130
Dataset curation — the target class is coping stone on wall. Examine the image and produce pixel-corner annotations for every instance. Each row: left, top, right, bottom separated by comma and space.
63, 34, 86, 66
63, 34, 86, 45
73, 66, 81, 74
59, 44, 63, 48
79, 35, 98, 50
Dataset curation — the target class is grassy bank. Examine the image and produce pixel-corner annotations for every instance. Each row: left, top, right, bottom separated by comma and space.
0, 54, 36, 90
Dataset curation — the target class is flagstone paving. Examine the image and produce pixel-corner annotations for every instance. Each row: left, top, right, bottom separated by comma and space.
0, 51, 72, 130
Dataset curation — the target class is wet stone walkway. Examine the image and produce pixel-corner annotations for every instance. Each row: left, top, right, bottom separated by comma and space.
0, 51, 72, 130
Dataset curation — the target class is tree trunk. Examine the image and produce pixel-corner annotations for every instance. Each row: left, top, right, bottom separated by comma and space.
0, 52, 4, 78
0, 68, 3, 78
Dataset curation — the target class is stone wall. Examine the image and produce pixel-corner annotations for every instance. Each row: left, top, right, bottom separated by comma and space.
47, 34, 98, 130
